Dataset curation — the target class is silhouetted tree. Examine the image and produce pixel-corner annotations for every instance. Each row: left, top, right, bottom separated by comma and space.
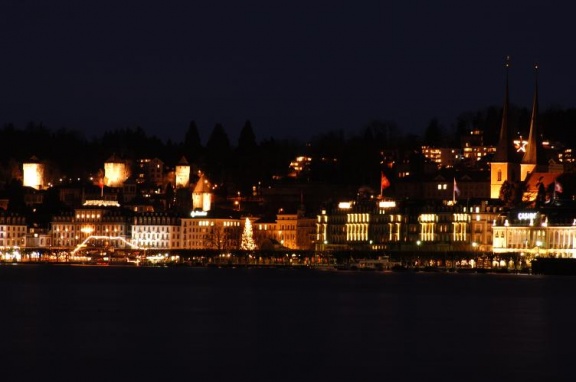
235, 120, 259, 194
183, 120, 203, 164
5, 179, 27, 214
205, 123, 232, 185
499, 180, 523, 208
423, 118, 444, 147
237, 120, 257, 154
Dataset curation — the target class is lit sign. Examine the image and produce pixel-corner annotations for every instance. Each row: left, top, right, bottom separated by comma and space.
378, 201, 397, 208
190, 211, 208, 217
338, 202, 353, 209
518, 212, 537, 221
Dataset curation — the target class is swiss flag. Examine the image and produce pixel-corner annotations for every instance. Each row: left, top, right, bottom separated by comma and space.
381, 172, 390, 191
555, 181, 563, 193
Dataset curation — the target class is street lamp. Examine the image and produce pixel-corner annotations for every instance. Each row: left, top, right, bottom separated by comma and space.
536, 240, 543, 257
415, 240, 422, 268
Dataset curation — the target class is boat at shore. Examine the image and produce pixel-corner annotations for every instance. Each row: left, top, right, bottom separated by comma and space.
346, 256, 399, 271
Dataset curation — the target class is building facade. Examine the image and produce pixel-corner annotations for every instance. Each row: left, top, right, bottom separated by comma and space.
0, 213, 27, 249
493, 205, 576, 259
316, 199, 502, 254
51, 207, 132, 250
132, 213, 181, 249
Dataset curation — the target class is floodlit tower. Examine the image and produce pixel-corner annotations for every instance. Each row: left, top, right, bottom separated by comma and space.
490, 57, 519, 199
23, 156, 46, 190
192, 173, 212, 211
175, 156, 191, 188
520, 65, 545, 181
104, 154, 130, 187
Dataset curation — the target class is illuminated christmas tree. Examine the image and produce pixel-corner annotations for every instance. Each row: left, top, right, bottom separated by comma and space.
240, 217, 256, 251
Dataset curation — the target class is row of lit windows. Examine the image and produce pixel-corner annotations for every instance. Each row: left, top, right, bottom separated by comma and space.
133, 226, 175, 233
453, 213, 469, 222
347, 213, 369, 223
0, 239, 23, 246
0, 233, 23, 238
0, 226, 26, 231
134, 234, 170, 240
76, 214, 102, 220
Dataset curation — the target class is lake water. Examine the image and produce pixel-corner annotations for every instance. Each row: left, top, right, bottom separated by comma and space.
1, 265, 574, 381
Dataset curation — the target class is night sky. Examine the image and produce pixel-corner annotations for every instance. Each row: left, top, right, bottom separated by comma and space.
1, 0, 575, 144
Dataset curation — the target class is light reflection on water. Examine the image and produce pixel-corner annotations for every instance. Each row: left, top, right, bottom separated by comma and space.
0, 266, 573, 381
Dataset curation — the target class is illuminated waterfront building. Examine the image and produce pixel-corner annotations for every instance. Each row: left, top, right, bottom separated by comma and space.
275, 212, 297, 249
493, 205, 576, 259
51, 207, 132, 250
316, 199, 405, 252
132, 213, 181, 249
253, 216, 278, 249
0, 212, 27, 249
316, 199, 502, 254
253, 210, 316, 250
25, 227, 52, 249
181, 212, 241, 250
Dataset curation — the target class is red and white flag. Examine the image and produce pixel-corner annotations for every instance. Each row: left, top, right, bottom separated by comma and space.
555, 180, 563, 193
453, 178, 460, 203
381, 172, 390, 192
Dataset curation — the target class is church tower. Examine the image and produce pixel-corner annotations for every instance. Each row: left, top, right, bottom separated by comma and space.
520, 65, 544, 181
490, 58, 519, 199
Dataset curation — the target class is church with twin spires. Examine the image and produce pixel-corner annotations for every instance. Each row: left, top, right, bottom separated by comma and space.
490, 61, 557, 201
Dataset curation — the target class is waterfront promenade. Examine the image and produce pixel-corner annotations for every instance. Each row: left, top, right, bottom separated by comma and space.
1, 248, 539, 274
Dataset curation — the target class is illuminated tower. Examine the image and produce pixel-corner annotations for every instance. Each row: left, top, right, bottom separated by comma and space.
23, 156, 46, 190
490, 58, 519, 199
192, 173, 212, 211
104, 154, 130, 188
520, 65, 544, 181
175, 156, 191, 188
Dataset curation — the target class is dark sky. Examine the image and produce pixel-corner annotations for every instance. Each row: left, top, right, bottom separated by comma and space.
1, 0, 575, 144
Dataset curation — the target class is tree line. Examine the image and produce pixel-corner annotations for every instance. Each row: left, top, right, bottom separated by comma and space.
1, 104, 576, 196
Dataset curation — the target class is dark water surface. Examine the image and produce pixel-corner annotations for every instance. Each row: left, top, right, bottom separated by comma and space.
1, 265, 575, 381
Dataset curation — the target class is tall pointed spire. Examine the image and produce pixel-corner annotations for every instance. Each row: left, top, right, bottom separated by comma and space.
490, 56, 520, 198
493, 56, 513, 162
521, 64, 540, 165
